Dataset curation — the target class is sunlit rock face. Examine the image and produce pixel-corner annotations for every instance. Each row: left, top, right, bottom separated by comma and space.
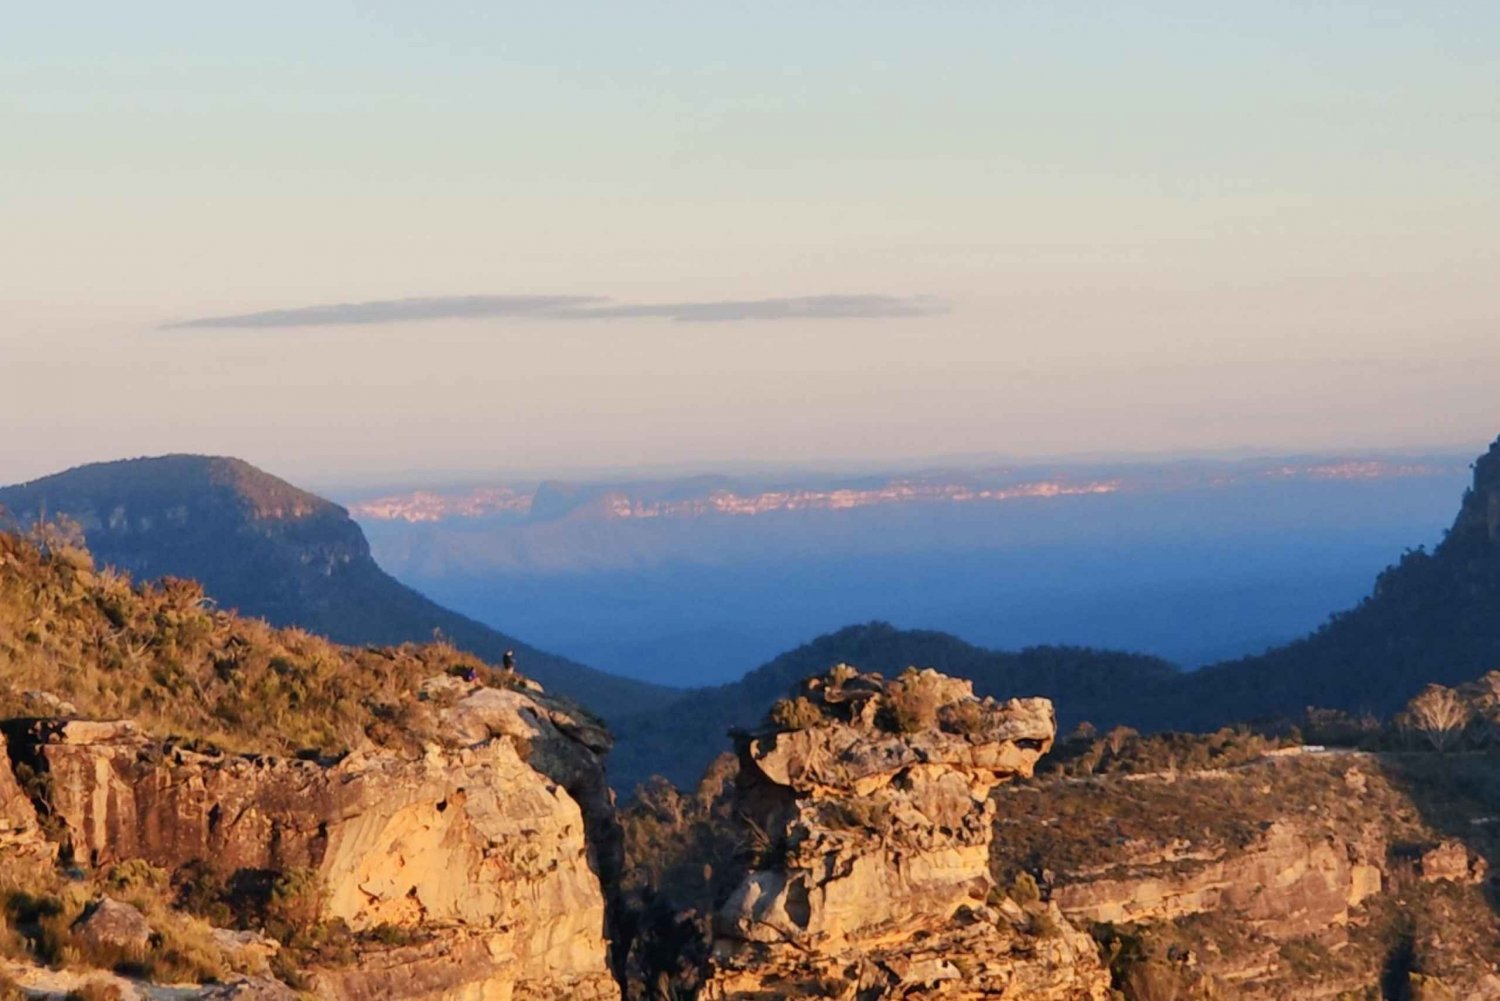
700, 667, 1112, 1000
12, 682, 622, 1001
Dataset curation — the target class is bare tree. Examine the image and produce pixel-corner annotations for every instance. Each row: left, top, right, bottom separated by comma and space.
1402, 684, 1471, 752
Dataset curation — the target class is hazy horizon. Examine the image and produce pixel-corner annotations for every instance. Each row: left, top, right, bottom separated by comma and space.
0, 438, 1487, 499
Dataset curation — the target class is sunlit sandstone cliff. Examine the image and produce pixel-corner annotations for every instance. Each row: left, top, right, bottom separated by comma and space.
3, 681, 621, 1001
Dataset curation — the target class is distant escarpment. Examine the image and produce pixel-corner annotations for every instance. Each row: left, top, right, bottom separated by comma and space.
0, 454, 669, 717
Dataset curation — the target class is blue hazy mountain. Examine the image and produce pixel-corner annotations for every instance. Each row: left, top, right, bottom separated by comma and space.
350, 453, 1472, 687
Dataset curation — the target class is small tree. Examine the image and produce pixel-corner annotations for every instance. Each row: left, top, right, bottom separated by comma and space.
1402, 684, 1471, 752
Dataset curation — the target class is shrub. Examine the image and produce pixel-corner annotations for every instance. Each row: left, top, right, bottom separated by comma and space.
940, 699, 985, 735
265, 868, 325, 946
1008, 872, 1041, 907
0, 529, 529, 761
103, 860, 168, 898
769, 697, 824, 732
1029, 907, 1063, 938
172, 860, 231, 927
885, 671, 941, 734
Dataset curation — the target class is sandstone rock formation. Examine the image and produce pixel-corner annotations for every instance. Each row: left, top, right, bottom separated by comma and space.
1051, 819, 1384, 937
6, 680, 622, 1001
700, 667, 1112, 1000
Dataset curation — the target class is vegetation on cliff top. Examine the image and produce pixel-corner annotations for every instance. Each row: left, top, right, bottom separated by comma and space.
0, 526, 521, 757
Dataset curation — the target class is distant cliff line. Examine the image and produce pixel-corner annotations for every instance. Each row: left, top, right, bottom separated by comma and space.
348, 456, 1455, 524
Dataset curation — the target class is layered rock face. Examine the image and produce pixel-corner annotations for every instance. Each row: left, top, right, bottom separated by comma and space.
701, 668, 1111, 1000
9, 681, 621, 1001
992, 752, 1500, 999
1051, 817, 1385, 937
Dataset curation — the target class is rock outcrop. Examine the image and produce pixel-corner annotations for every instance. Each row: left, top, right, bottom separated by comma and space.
1051, 818, 1385, 937
700, 667, 1112, 1000
989, 751, 1500, 999
7, 680, 622, 1001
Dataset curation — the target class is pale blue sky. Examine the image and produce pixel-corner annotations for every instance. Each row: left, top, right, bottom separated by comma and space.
3, 3, 1498, 484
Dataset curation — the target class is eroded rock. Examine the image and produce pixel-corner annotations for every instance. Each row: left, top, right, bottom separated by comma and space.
700, 668, 1111, 1000
14, 679, 622, 1001
1417, 839, 1486, 885
1051, 820, 1384, 937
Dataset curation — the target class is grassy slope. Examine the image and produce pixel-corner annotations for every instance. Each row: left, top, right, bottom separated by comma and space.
0, 529, 514, 756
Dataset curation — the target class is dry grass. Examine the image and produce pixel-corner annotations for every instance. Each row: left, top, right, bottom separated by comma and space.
0, 854, 233, 985
0, 529, 516, 758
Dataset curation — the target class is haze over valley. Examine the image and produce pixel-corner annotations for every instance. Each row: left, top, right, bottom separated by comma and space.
347, 452, 1472, 685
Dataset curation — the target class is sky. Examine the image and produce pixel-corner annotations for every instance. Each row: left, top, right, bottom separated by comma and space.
3, 2, 1499, 487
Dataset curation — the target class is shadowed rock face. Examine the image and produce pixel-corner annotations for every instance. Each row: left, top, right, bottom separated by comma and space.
0, 730, 53, 863
701, 668, 1111, 1000
7, 683, 623, 1001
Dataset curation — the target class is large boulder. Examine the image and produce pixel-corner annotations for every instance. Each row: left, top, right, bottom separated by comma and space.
73, 897, 153, 953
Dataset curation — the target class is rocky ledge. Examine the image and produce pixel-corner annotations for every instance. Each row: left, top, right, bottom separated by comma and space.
700, 666, 1111, 1000
2, 678, 622, 1001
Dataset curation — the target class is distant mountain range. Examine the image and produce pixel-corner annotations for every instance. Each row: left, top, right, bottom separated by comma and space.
608, 435, 1500, 787
6, 438, 1500, 793
0, 455, 671, 718
349, 457, 1452, 526
348, 451, 1469, 685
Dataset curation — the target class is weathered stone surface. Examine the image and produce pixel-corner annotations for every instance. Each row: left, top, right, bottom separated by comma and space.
1052, 820, 1383, 937
701, 668, 1110, 1000
73, 897, 153, 953
18, 679, 621, 1001
1417, 839, 1486, 884
210, 927, 280, 973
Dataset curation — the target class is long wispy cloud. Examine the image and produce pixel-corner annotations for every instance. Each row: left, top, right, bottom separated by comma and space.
162, 293, 947, 329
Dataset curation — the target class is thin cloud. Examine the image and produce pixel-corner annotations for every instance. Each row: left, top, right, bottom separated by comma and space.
572, 294, 948, 322
164, 293, 947, 329
162, 295, 605, 329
